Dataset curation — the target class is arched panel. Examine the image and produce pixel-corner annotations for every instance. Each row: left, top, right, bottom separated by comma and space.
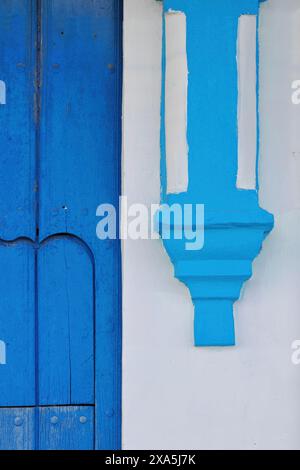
38, 236, 94, 406
0, 241, 35, 406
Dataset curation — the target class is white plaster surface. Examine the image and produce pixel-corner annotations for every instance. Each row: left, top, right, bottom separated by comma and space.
123, 0, 300, 450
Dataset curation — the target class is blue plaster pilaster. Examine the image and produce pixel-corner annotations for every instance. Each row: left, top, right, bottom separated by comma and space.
160, 0, 274, 347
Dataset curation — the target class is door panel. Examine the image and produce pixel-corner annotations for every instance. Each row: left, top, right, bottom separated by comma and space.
39, 406, 94, 450
0, 0, 122, 450
0, 242, 35, 407
38, 237, 94, 406
0, 408, 35, 450
0, 0, 36, 240
39, 0, 119, 242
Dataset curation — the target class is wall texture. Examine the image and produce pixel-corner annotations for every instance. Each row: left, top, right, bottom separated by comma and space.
122, 0, 300, 450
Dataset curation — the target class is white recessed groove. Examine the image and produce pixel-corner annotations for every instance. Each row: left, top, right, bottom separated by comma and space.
165, 11, 188, 194
236, 15, 257, 190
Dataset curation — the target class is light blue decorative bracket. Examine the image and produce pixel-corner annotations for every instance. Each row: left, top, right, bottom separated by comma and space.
159, 0, 273, 347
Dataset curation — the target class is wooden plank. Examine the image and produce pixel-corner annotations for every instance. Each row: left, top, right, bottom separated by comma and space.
0, 242, 35, 406
38, 237, 94, 405
0, 0, 36, 240
40, 0, 122, 449
39, 406, 94, 450
39, 0, 119, 242
0, 408, 35, 450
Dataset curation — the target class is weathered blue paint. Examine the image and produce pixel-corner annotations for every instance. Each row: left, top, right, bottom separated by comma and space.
39, 1, 123, 448
39, 406, 94, 450
0, 0, 36, 240
39, 0, 122, 449
160, 0, 273, 346
0, 408, 35, 451
38, 236, 94, 406
0, 406, 94, 451
0, 81, 6, 105
0, 0, 122, 450
0, 242, 35, 406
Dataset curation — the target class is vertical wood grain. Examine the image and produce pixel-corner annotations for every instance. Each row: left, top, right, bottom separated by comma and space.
0, 242, 35, 406
0, 408, 35, 450
237, 15, 257, 190
165, 11, 189, 194
0, 0, 36, 240
38, 237, 94, 405
0, 0, 122, 450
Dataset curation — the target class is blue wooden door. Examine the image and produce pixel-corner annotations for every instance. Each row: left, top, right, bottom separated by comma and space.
0, 0, 122, 450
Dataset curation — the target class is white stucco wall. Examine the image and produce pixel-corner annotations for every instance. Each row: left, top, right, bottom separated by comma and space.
122, 0, 300, 450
